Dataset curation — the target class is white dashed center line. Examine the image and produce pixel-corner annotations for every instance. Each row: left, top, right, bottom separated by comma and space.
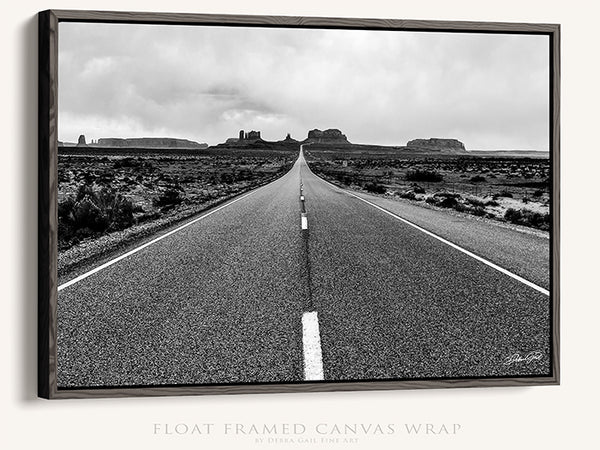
302, 311, 324, 381
301, 213, 308, 230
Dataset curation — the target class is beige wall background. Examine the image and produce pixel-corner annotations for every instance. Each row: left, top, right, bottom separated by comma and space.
3, 1, 598, 448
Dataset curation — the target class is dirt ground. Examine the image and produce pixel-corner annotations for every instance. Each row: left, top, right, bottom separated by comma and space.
58, 153, 294, 252
305, 152, 550, 231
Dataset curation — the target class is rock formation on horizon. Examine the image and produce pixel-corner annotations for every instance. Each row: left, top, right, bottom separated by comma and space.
280, 133, 299, 143
306, 129, 350, 144
77, 135, 88, 147
96, 137, 208, 149
223, 130, 263, 145
406, 138, 467, 154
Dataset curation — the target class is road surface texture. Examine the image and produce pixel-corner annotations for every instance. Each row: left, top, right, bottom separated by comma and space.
57, 147, 551, 387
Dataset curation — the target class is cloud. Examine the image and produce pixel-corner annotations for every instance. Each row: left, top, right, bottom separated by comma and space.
59, 23, 549, 150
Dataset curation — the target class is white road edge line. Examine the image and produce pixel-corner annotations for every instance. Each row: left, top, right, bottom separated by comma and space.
318, 177, 550, 297
58, 186, 268, 292
302, 311, 324, 381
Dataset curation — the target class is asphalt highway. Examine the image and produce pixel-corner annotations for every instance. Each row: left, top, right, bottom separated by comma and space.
57, 147, 551, 387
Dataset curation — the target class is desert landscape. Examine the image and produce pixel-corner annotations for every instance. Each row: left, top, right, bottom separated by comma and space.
304, 149, 550, 232
57, 145, 295, 275
51, 21, 555, 392
57, 131, 550, 277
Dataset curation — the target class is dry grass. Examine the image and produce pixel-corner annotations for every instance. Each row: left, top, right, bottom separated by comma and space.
58, 153, 294, 251
306, 152, 550, 231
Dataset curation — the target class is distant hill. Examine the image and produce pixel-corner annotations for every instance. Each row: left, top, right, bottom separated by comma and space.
407, 138, 467, 155
304, 129, 349, 145
211, 132, 301, 153
278, 133, 300, 144
467, 150, 549, 158
59, 136, 208, 150
96, 137, 208, 149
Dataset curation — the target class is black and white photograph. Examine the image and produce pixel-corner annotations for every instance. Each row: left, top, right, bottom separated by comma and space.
49, 15, 557, 393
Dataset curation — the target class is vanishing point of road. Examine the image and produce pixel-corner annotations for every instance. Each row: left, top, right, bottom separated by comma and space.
57, 146, 551, 387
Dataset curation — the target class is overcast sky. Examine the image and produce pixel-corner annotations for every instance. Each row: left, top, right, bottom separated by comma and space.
58, 22, 549, 150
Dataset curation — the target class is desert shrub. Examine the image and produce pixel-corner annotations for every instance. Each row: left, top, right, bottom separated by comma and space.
470, 175, 486, 183
58, 197, 76, 220
452, 201, 466, 212
521, 209, 550, 230
113, 157, 139, 169
465, 197, 485, 208
335, 174, 353, 186
97, 171, 115, 184
504, 208, 522, 223
76, 183, 95, 201
504, 208, 550, 230
485, 200, 500, 207
405, 169, 443, 182
471, 206, 486, 216
237, 169, 254, 181
71, 198, 109, 232
433, 192, 461, 199
153, 187, 184, 208
522, 197, 530, 204
58, 183, 135, 244
58, 171, 71, 183
439, 196, 459, 208
83, 172, 97, 183
365, 182, 386, 194
495, 190, 513, 198
425, 196, 438, 205
219, 172, 234, 184
533, 189, 544, 197
399, 190, 416, 200
412, 185, 426, 194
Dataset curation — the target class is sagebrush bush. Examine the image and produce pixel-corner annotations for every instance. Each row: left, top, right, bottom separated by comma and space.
113, 157, 138, 169
335, 174, 353, 186
505, 208, 521, 223
154, 187, 184, 208
452, 201, 467, 212
504, 207, 550, 230
465, 197, 485, 208
470, 175, 486, 183
58, 183, 135, 245
433, 192, 461, 199
365, 182, 386, 194
439, 197, 459, 208
219, 172, 234, 184
471, 206, 486, 216
405, 169, 443, 182
495, 190, 513, 198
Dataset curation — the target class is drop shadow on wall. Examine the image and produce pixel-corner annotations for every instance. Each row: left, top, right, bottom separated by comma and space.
19, 14, 39, 402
